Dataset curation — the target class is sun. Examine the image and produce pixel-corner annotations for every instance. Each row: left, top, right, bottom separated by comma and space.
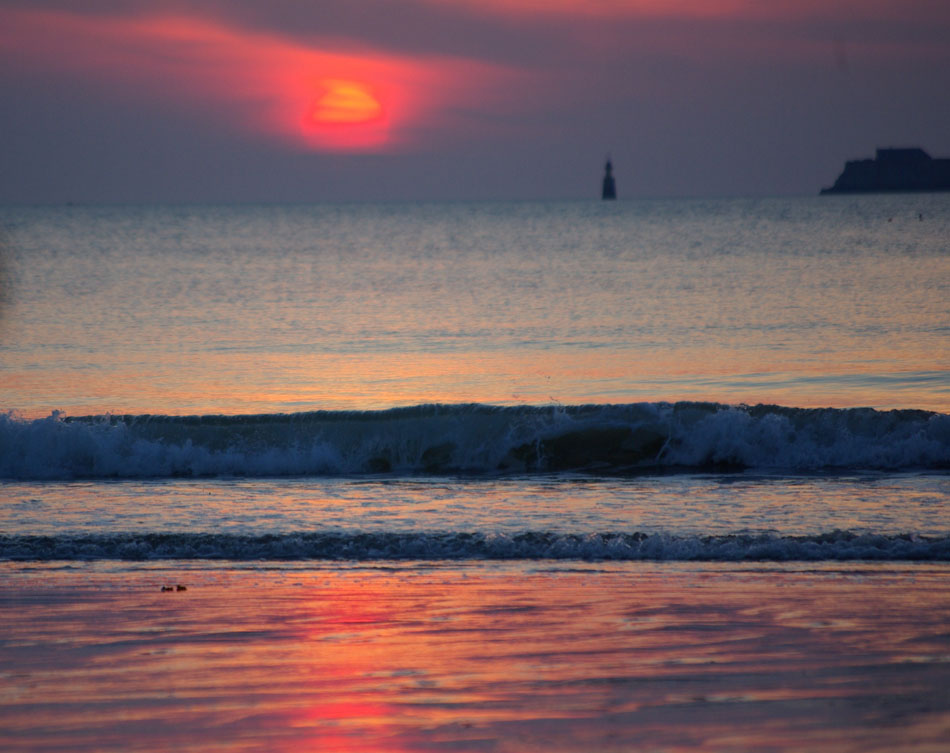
300, 78, 390, 150
311, 79, 383, 125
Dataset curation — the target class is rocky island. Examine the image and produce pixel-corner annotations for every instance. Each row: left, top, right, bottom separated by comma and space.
821, 147, 950, 194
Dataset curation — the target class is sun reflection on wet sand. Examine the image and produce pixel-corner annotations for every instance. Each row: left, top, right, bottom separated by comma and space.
2, 562, 949, 752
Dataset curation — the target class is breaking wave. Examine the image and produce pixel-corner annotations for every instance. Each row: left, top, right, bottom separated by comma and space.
1, 402, 948, 480
2, 531, 948, 562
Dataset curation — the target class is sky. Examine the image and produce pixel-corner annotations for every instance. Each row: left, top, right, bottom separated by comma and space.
1, 0, 949, 203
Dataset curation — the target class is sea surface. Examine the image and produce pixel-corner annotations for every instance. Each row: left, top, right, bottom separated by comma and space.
1, 196, 949, 752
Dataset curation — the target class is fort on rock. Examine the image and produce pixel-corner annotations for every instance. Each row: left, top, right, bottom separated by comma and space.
821, 147, 950, 194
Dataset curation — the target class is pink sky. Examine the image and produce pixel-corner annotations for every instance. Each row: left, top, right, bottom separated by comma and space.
0, 8, 525, 152
1, 0, 948, 200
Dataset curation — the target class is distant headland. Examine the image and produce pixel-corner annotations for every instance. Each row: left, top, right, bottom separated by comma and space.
821, 147, 950, 194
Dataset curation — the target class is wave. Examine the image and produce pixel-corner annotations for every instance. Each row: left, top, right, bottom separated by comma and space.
2, 531, 948, 562
2, 402, 948, 480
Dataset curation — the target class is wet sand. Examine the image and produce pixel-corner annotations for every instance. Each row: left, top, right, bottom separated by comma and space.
2, 561, 950, 753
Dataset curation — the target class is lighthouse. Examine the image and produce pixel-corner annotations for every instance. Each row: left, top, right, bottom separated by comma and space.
601, 158, 617, 200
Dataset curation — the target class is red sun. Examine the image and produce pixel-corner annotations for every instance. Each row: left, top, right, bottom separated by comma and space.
302, 79, 389, 150
311, 79, 383, 123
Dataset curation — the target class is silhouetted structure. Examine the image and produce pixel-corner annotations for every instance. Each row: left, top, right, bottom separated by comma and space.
601, 159, 616, 200
821, 148, 950, 194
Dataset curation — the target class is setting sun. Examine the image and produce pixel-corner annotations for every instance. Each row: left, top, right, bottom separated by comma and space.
300, 78, 391, 150
312, 80, 383, 124
301, 78, 389, 149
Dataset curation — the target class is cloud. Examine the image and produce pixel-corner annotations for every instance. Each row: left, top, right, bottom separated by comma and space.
417, 0, 943, 23
0, 7, 524, 152
419, 0, 751, 20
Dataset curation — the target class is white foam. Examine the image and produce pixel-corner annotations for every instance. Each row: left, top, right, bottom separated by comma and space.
2, 531, 947, 562
1, 403, 948, 480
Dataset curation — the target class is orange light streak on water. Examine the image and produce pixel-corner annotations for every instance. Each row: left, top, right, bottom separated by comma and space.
7, 343, 948, 420
3, 200, 947, 418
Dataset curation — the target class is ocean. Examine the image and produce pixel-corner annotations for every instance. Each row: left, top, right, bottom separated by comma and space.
1, 196, 949, 752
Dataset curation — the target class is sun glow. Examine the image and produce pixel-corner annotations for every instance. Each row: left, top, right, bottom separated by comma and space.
0, 9, 517, 153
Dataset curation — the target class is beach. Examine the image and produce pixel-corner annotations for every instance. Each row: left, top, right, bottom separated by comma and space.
3, 561, 950, 753
2, 196, 949, 751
